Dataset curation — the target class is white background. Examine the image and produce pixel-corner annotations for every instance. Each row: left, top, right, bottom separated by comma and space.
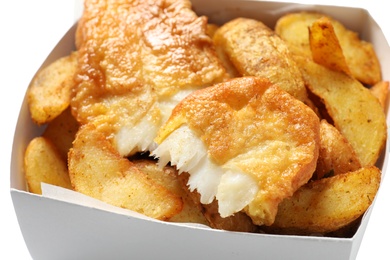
1, 1, 388, 259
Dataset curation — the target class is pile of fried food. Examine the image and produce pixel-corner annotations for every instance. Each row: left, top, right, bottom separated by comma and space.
24, 0, 388, 237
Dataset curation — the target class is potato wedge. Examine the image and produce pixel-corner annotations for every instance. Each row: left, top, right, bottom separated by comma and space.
68, 123, 182, 220
370, 81, 389, 110
213, 17, 310, 103
309, 16, 351, 75
42, 107, 79, 161
131, 159, 208, 225
266, 166, 381, 235
27, 51, 78, 125
294, 54, 387, 166
24, 137, 72, 194
275, 12, 381, 85
316, 120, 361, 179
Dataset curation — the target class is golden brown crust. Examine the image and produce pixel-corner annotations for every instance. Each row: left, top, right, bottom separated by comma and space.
156, 76, 320, 225
71, 0, 229, 158
72, 0, 228, 124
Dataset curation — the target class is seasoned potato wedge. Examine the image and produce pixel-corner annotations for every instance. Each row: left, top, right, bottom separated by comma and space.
27, 51, 78, 125
316, 120, 361, 179
275, 12, 381, 85
213, 17, 310, 103
68, 123, 183, 220
309, 16, 351, 75
370, 81, 389, 110
24, 137, 72, 194
131, 159, 208, 225
267, 166, 381, 235
42, 107, 79, 161
294, 54, 387, 167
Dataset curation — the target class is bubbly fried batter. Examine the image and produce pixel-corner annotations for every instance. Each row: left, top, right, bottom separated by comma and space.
154, 76, 320, 226
71, 0, 228, 156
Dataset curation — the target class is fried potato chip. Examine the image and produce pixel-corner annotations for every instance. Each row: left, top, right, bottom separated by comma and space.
316, 120, 361, 179
266, 166, 381, 235
275, 12, 381, 85
294, 54, 387, 167
27, 51, 78, 125
370, 81, 389, 110
24, 137, 72, 194
68, 123, 182, 220
213, 17, 310, 103
42, 107, 79, 161
177, 172, 258, 232
309, 16, 351, 75
131, 159, 208, 225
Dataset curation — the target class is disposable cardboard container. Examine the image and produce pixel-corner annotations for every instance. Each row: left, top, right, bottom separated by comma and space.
11, 1, 390, 259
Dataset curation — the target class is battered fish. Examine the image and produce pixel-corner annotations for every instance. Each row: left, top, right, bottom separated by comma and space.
71, 0, 228, 156
153, 77, 320, 226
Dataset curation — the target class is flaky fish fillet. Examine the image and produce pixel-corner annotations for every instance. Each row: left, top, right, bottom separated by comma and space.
71, 0, 228, 156
153, 77, 320, 226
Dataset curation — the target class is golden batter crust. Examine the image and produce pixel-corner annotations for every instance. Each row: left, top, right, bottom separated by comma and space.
156, 76, 320, 225
71, 0, 228, 153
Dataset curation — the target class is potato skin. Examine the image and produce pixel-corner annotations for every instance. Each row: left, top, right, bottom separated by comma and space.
68, 123, 183, 220
309, 16, 351, 76
315, 120, 361, 179
275, 12, 382, 85
294, 54, 387, 167
27, 52, 77, 125
213, 17, 310, 103
24, 136, 72, 194
266, 166, 381, 235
